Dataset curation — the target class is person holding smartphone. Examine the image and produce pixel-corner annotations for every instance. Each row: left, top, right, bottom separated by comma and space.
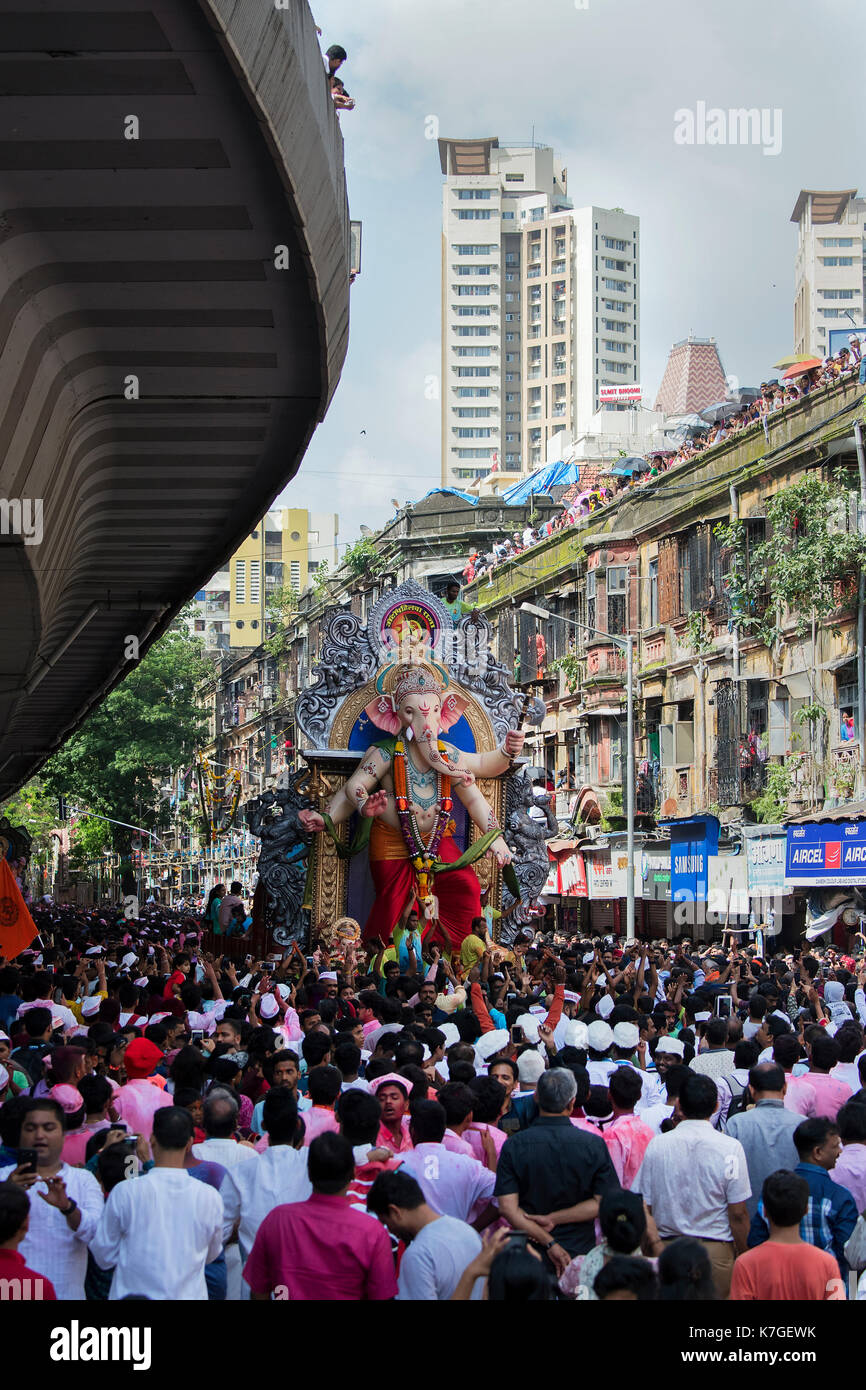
0, 1097, 103, 1299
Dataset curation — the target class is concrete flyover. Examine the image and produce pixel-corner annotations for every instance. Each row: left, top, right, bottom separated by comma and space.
0, 0, 350, 798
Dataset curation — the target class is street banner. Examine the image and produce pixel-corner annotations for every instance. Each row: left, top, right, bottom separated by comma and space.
785, 821, 866, 887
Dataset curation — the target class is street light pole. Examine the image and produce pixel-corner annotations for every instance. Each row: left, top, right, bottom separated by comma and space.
521, 601, 636, 940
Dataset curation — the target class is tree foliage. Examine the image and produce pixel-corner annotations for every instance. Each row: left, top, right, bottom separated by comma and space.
40, 616, 210, 848
715, 471, 866, 644
264, 583, 299, 658
342, 537, 387, 580
0, 778, 58, 875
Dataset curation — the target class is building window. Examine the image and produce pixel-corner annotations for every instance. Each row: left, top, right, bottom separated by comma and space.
820, 257, 855, 266
249, 560, 260, 604
838, 669, 859, 742
455, 189, 492, 200
235, 560, 246, 604
586, 570, 596, 632
607, 566, 628, 634
647, 558, 658, 627
290, 561, 301, 592
456, 208, 494, 220
819, 289, 856, 299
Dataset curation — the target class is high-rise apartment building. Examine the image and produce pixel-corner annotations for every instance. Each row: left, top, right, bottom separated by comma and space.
438, 137, 640, 485
792, 189, 865, 357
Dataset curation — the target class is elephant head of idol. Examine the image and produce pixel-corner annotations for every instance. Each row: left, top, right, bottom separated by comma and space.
363, 662, 468, 777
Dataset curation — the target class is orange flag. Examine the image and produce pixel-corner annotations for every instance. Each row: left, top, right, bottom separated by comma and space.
0, 857, 38, 961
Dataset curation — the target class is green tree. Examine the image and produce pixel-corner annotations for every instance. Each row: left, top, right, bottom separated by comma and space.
40, 615, 210, 849
67, 815, 111, 873
264, 583, 298, 659
342, 537, 387, 580
0, 778, 58, 879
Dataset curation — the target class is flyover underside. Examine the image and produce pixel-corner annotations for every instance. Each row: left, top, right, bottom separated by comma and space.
0, 0, 350, 797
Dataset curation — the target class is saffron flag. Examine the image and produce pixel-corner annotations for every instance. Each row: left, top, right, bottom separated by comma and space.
0, 857, 38, 960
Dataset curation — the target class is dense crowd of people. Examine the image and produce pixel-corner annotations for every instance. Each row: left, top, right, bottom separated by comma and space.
463, 335, 865, 587
2, 899, 866, 1301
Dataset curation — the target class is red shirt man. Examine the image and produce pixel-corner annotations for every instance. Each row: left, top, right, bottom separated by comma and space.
0, 1186, 57, 1302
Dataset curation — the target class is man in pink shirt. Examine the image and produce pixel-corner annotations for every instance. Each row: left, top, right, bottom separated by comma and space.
832, 1101, 866, 1213
301, 1066, 342, 1146
439, 1082, 478, 1157
603, 1068, 654, 1189
773, 1035, 818, 1117
112, 1038, 173, 1139
370, 1074, 413, 1154
244, 1133, 397, 1300
465, 1077, 509, 1164
803, 1035, 854, 1121
397, 1101, 496, 1223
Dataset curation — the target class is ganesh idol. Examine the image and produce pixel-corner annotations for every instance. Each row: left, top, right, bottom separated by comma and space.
298, 659, 524, 951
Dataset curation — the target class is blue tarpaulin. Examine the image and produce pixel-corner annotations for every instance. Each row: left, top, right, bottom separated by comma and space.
501, 460, 581, 505
411, 487, 479, 506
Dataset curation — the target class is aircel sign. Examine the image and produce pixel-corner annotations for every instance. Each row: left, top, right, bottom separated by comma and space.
785, 822, 866, 887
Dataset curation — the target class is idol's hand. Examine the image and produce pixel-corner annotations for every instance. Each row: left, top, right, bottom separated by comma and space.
360, 790, 389, 819
490, 837, 513, 867
504, 730, 525, 757
298, 810, 325, 833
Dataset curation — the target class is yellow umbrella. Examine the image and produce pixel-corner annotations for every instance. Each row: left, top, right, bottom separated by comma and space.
773, 352, 819, 369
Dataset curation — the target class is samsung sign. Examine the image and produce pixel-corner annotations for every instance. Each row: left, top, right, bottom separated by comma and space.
785, 822, 866, 887
668, 816, 719, 903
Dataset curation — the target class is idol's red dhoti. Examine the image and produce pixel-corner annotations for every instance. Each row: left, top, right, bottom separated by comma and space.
362, 819, 481, 952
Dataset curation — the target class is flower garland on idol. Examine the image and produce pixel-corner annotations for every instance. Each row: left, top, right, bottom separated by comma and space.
392, 737, 453, 905
377, 659, 458, 907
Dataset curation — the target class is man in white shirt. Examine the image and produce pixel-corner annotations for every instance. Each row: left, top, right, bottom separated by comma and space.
638, 1034, 685, 1109
192, 1090, 259, 1172
0, 1097, 103, 1299
585, 1020, 618, 1086
366, 1168, 483, 1300
221, 1090, 311, 1275
634, 1070, 751, 1299
90, 1106, 222, 1300
689, 1016, 737, 1083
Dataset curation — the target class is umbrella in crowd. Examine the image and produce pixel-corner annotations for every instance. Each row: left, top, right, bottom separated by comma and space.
699, 400, 742, 424
773, 351, 819, 370
781, 358, 822, 380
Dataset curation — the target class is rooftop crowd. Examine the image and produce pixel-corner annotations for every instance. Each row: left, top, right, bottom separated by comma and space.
463, 335, 865, 587
2, 898, 866, 1301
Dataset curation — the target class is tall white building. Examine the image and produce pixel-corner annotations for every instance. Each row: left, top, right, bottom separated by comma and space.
792, 189, 865, 357
438, 137, 640, 486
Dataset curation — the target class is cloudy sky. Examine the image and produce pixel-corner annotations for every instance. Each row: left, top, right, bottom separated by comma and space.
280, 0, 865, 544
